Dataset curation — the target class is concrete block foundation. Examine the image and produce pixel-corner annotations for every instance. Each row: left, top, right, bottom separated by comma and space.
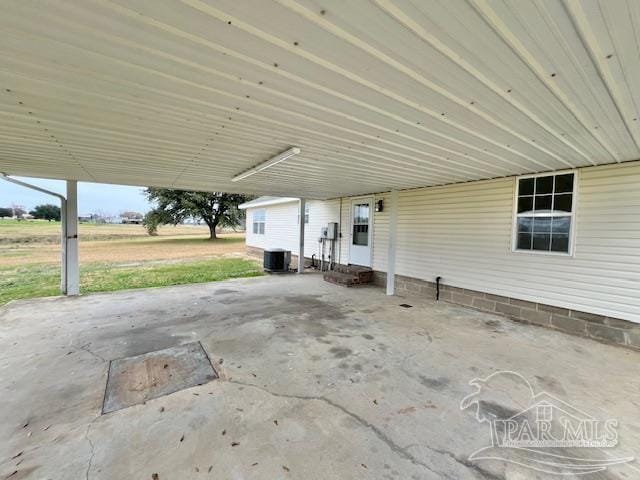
374, 271, 640, 351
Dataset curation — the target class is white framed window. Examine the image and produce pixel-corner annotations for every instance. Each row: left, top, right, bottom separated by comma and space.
512, 171, 577, 255
297, 204, 309, 224
252, 209, 265, 235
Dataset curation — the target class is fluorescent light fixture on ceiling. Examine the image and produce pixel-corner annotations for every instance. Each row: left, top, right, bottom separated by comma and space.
232, 147, 301, 182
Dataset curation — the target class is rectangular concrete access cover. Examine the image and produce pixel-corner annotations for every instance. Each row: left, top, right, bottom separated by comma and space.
103, 341, 217, 414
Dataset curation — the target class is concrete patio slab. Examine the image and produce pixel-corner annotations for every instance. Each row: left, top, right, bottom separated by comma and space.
0, 274, 638, 479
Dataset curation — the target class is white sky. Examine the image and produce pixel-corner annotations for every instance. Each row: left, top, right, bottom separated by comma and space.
0, 177, 153, 216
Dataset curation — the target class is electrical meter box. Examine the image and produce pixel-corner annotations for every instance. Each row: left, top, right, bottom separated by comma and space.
320, 223, 338, 240
326, 222, 338, 240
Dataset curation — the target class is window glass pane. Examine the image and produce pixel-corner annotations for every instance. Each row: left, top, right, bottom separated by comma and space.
354, 204, 369, 225
534, 195, 552, 212
253, 209, 265, 222
536, 175, 553, 195
551, 234, 569, 252
515, 173, 574, 254
533, 217, 552, 233
253, 223, 258, 234
555, 174, 574, 193
517, 217, 533, 233
532, 233, 551, 251
259, 223, 265, 234
554, 193, 572, 212
353, 224, 368, 245
517, 233, 532, 250
551, 216, 571, 235
517, 196, 533, 214
519, 178, 534, 196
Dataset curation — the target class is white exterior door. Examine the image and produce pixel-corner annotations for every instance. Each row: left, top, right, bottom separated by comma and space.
349, 198, 373, 267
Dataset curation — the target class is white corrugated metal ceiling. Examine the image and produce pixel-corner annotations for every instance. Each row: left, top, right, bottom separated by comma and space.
1, 0, 639, 199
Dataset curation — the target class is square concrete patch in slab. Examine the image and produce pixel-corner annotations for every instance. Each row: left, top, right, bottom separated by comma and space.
102, 341, 217, 414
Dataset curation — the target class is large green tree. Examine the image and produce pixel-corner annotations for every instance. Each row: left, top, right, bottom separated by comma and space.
30, 203, 61, 221
144, 188, 251, 239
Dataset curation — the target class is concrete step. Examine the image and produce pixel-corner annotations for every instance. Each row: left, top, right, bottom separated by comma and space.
323, 266, 374, 287
332, 264, 374, 283
333, 264, 371, 275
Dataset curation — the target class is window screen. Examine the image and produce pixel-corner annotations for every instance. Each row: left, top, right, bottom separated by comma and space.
252, 209, 265, 235
515, 173, 574, 253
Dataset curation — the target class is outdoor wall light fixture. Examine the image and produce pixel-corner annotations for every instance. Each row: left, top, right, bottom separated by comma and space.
375, 199, 384, 212
231, 147, 301, 182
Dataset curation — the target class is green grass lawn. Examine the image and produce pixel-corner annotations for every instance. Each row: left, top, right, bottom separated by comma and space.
0, 258, 263, 306
0, 220, 259, 305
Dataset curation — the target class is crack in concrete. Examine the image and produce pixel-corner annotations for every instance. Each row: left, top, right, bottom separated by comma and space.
84, 422, 96, 480
80, 343, 107, 363
228, 380, 478, 479
407, 444, 504, 480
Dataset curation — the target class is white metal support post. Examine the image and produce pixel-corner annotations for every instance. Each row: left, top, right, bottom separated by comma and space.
65, 180, 80, 295
60, 197, 68, 293
0, 173, 79, 295
386, 190, 398, 295
298, 198, 306, 273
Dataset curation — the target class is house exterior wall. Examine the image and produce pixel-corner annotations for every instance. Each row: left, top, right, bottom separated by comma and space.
336, 194, 388, 267
245, 202, 299, 253
307, 199, 341, 263
245, 161, 640, 326
372, 161, 640, 324
245, 199, 341, 263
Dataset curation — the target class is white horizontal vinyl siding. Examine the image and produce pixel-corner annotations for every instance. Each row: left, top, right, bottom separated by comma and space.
374, 161, 640, 323
245, 200, 341, 260
245, 203, 299, 253
338, 198, 350, 265
304, 199, 341, 263
372, 194, 389, 272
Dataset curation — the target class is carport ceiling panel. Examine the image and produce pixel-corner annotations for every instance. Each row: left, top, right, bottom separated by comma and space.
0, 0, 638, 198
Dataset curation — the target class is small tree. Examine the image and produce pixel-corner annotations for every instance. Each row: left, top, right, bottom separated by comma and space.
142, 209, 170, 236
145, 188, 250, 239
30, 204, 61, 221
